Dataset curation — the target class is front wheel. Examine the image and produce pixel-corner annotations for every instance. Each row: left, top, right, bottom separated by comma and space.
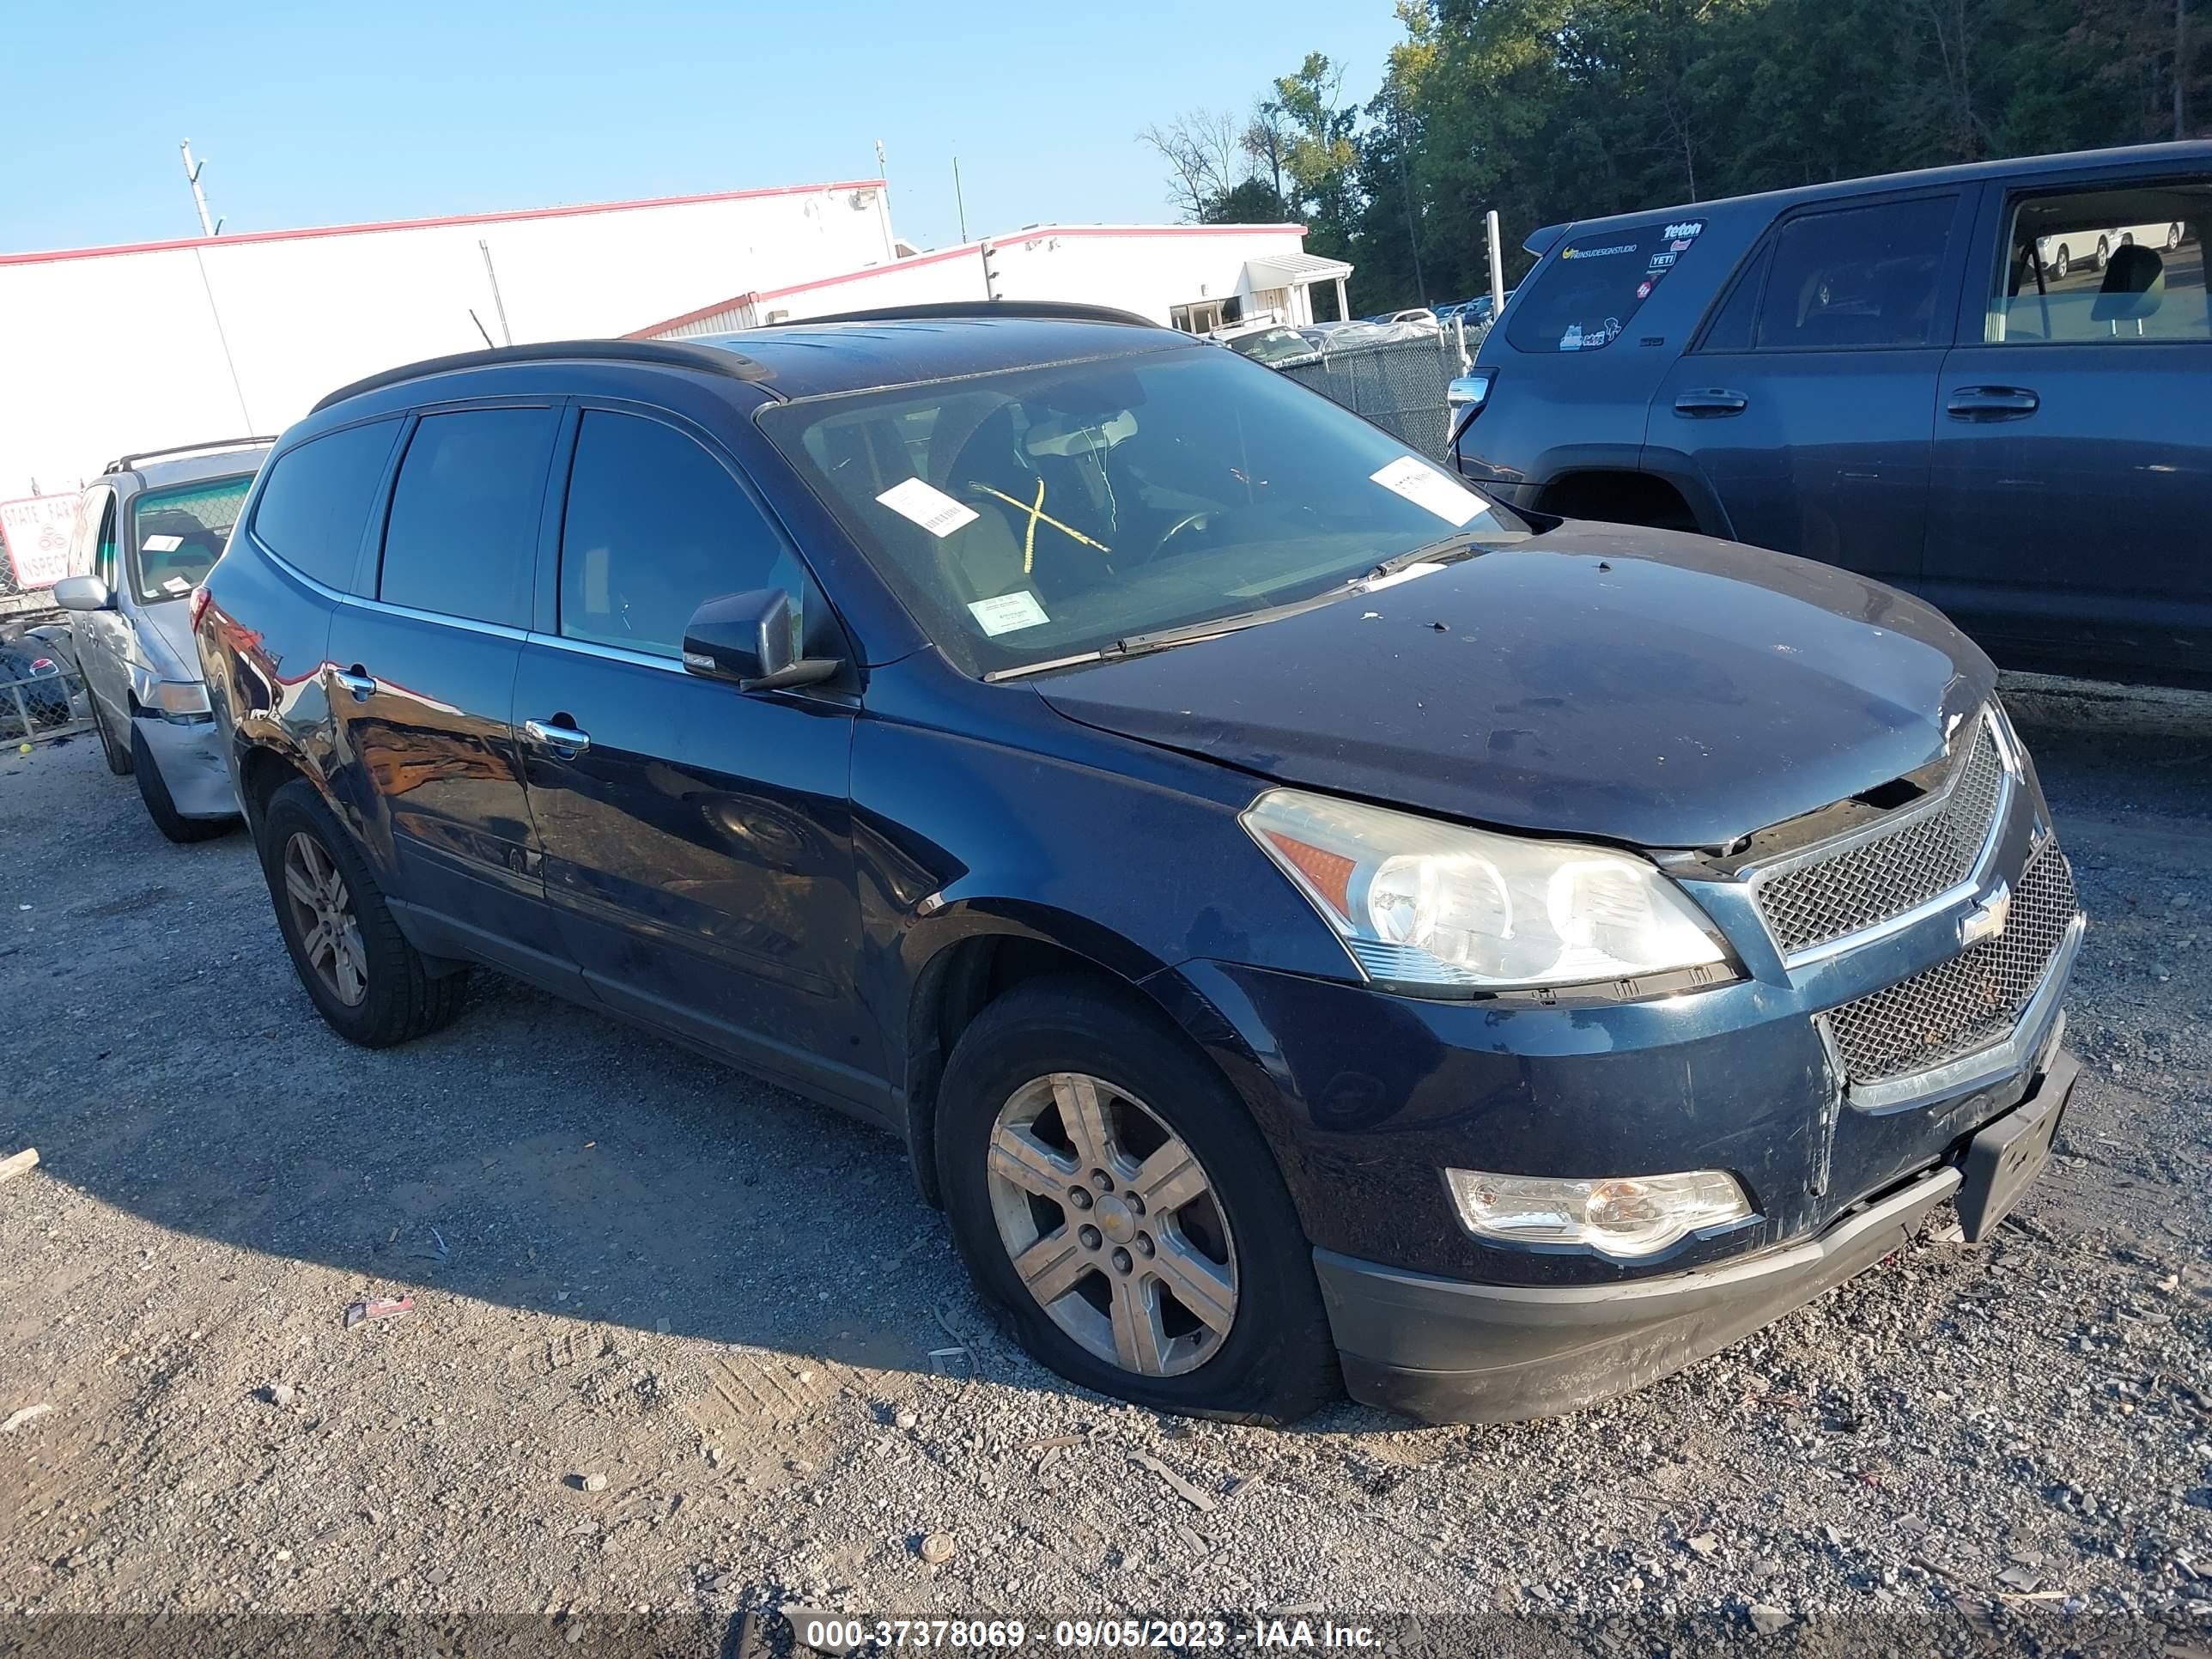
131, 727, 234, 842
2169, 222, 2184, 252
936, 979, 1340, 1425
2053, 245, 2072, 281
258, 778, 468, 1047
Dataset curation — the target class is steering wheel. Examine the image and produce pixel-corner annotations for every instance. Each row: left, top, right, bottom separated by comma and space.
1139, 509, 1221, 565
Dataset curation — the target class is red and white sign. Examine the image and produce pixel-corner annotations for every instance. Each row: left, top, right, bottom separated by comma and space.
0, 492, 82, 592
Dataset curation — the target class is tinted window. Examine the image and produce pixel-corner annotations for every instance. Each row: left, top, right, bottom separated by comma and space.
1993, 181, 2212, 344
129, 472, 255, 602
1754, 198, 1954, 349
1506, 216, 1711, 353
379, 408, 557, 627
1698, 242, 1772, 353
559, 412, 784, 657
252, 422, 399, 591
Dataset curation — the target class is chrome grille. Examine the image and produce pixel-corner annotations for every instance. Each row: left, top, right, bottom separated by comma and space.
1824, 841, 2078, 1086
1754, 714, 2008, 957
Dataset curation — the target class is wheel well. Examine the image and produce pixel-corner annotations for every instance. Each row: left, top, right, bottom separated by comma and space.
902, 935, 1138, 1206
237, 744, 309, 831
1534, 470, 1699, 533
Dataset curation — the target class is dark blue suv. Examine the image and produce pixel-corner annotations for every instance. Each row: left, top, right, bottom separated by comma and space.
195, 305, 2081, 1425
1452, 141, 2212, 687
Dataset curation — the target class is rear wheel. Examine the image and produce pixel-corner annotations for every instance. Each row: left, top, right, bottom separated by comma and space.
258, 778, 467, 1047
2053, 245, 2072, 281
131, 727, 234, 843
2168, 222, 2184, 252
936, 980, 1340, 1425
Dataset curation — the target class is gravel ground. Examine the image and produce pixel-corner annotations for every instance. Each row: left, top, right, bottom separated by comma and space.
1, 678, 2209, 1655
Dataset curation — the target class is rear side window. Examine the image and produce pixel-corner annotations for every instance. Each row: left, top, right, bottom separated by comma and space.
1753, 197, 1955, 349
1991, 179, 2212, 343
379, 408, 558, 628
252, 421, 401, 592
558, 410, 787, 657
1506, 216, 1710, 353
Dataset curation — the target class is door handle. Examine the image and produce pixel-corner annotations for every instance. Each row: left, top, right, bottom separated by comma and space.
524, 717, 591, 757
1947, 386, 2039, 420
331, 666, 376, 702
1674, 389, 1748, 416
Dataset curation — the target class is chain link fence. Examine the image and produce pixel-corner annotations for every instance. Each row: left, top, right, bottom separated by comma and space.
1272, 326, 1474, 461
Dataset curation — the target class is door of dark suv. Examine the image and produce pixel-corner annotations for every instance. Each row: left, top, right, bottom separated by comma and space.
509, 404, 878, 1103
1923, 159, 2212, 678
1645, 189, 1977, 592
324, 403, 574, 984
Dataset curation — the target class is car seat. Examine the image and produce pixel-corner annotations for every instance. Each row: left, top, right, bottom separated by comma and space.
2092, 244, 2165, 332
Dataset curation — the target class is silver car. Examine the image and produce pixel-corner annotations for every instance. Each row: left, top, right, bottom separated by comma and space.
53, 439, 270, 841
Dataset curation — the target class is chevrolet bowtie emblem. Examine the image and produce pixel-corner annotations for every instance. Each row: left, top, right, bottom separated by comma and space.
1960, 882, 2012, 948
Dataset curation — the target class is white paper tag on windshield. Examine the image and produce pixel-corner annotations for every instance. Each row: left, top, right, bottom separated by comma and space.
876, 477, 979, 538
1370, 456, 1483, 527
161, 576, 191, 595
142, 533, 183, 552
968, 591, 1049, 636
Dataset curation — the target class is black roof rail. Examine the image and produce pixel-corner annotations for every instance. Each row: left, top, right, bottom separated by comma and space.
308, 339, 777, 416
103, 435, 277, 475
760, 300, 1158, 329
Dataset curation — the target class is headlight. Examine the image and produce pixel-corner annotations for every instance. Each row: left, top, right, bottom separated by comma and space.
1242, 787, 1734, 996
1444, 1166, 1754, 1257
146, 680, 213, 722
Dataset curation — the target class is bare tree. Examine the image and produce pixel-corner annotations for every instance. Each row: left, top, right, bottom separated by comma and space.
1242, 99, 1291, 201
1137, 108, 1244, 220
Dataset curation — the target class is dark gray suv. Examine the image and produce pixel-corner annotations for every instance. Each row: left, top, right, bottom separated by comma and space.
1451, 141, 2212, 687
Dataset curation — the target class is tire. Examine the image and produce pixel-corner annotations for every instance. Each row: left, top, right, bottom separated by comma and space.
935, 978, 1340, 1425
131, 726, 234, 843
258, 777, 468, 1047
2169, 223, 2184, 252
92, 701, 132, 775
2096, 235, 2110, 270
2053, 245, 2070, 281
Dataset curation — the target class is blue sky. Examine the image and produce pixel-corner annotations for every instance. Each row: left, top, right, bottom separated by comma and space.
5, 1, 1410, 256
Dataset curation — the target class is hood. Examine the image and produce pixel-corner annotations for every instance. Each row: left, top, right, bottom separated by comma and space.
1035, 526, 1991, 850
131, 597, 203, 679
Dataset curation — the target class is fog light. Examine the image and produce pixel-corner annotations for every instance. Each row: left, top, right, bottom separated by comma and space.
1443, 1166, 1754, 1257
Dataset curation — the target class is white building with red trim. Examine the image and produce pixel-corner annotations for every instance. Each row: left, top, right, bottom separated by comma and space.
629, 224, 1352, 341
0, 179, 895, 506
0, 181, 1351, 596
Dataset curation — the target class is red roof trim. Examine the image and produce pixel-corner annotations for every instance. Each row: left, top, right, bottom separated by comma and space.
625, 222, 1310, 337
0, 179, 887, 269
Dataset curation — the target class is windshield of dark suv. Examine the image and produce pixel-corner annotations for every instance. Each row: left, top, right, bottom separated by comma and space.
758, 344, 1525, 676
128, 473, 255, 603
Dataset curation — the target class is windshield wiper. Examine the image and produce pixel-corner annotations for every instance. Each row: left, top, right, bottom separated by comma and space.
1364, 531, 1492, 582
984, 592, 1346, 683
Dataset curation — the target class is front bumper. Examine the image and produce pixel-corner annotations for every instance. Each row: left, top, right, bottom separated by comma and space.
1316, 1048, 2077, 1423
132, 714, 235, 819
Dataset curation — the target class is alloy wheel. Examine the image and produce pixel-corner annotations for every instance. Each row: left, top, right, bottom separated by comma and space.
985, 1072, 1238, 1377
282, 831, 368, 1006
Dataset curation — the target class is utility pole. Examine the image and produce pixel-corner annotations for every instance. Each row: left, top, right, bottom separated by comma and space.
2179, 0, 2189, 142
874, 138, 887, 179
180, 140, 222, 237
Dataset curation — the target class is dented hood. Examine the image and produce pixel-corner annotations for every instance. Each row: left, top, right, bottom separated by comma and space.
1034, 526, 1992, 850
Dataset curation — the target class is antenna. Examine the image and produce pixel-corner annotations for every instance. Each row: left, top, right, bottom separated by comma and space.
953, 156, 968, 244
180, 140, 222, 237
874, 138, 886, 179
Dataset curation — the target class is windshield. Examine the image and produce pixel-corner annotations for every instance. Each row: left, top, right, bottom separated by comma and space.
128, 473, 255, 603
758, 344, 1519, 676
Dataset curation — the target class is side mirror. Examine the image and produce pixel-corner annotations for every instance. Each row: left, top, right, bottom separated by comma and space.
681, 588, 840, 692
53, 574, 114, 612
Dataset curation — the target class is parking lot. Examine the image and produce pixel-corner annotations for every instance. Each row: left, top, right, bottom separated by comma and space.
1, 677, 2209, 1648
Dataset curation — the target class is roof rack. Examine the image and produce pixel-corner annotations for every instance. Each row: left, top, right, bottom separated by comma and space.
308, 339, 777, 416
763, 300, 1158, 329
104, 436, 277, 475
